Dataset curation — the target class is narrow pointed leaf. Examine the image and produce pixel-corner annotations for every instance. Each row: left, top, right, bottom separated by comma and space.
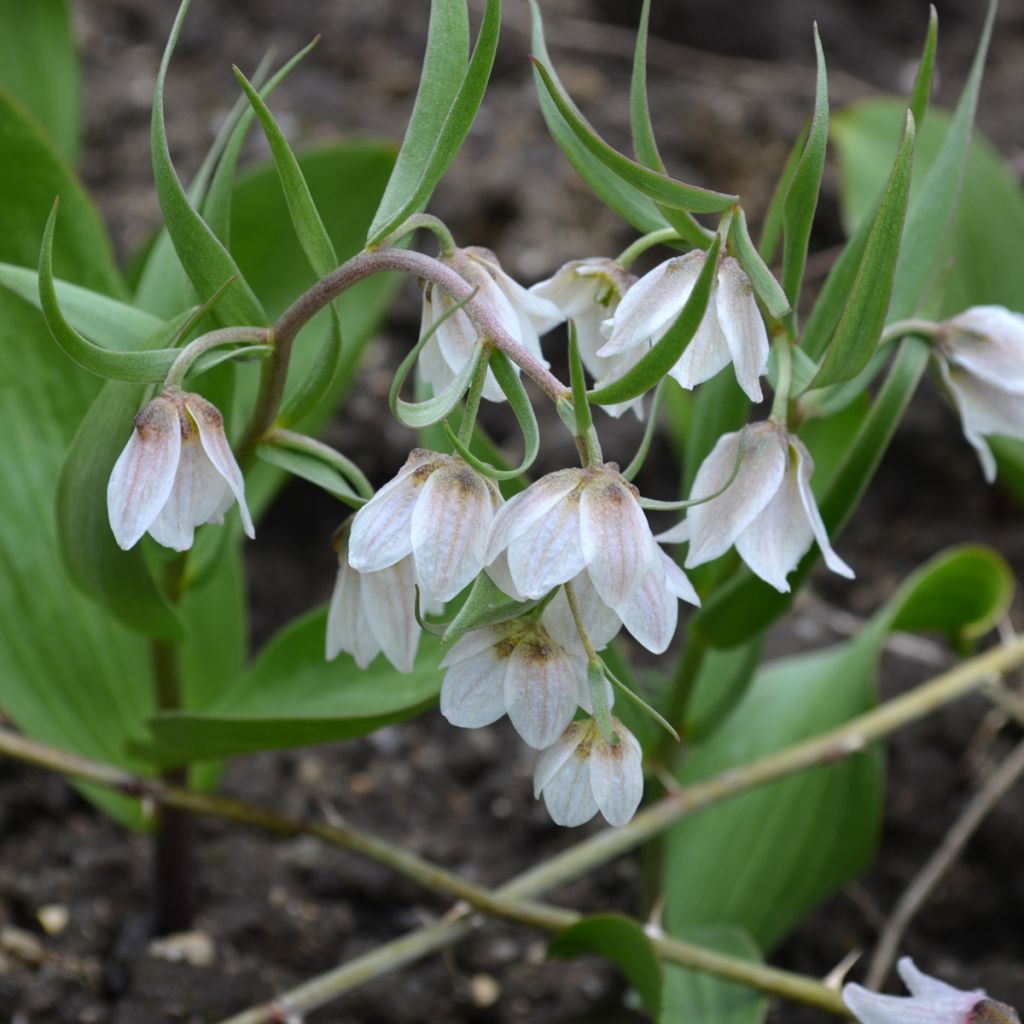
780, 26, 828, 311
590, 236, 721, 405
256, 444, 362, 506
908, 6, 939, 129
758, 123, 806, 265
532, 60, 737, 216
729, 208, 789, 319
367, 0, 501, 245
151, 0, 266, 327
809, 111, 915, 389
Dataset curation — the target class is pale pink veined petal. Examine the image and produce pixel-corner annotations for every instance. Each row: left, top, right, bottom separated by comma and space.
485, 468, 584, 564
361, 555, 420, 673
348, 450, 438, 572
598, 253, 701, 357
668, 285, 733, 391
432, 292, 505, 402
440, 624, 508, 669
147, 432, 230, 552
533, 721, 587, 797
897, 959, 984, 1003
655, 519, 690, 545
579, 470, 654, 607
947, 305, 1024, 392
439, 645, 508, 729
590, 725, 644, 827
716, 258, 769, 403
485, 549, 527, 602
186, 393, 254, 539
541, 574, 622, 656
325, 559, 379, 668
107, 396, 182, 550
503, 635, 583, 749
615, 549, 679, 655
685, 424, 788, 569
507, 489, 587, 599
410, 460, 494, 602
537, 731, 600, 827
791, 439, 855, 581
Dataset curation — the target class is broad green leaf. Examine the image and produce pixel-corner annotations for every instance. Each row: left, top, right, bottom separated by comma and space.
532, 60, 737, 217
367, 0, 469, 241
550, 915, 662, 1019
809, 111, 915, 389
728, 208, 789, 320
684, 638, 763, 742
132, 608, 444, 766
0, 90, 123, 298
590, 236, 721, 405
0, 263, 161, 347
367, 0, 501, 245
661, 927, 766, 1024
529, 0, 668, 234
780, 26, 827, 314
151, 0, 267, 328
693, 337, 928, 647
0, 0, 79, 165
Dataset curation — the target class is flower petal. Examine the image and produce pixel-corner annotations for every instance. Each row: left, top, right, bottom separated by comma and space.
504, 635, 583, 749
349, 450, 437, 572
538, 735, 600, 827
897, 958, 984, 1003
615, 550, 679, 654
541, 574, 622, 655
791, 439, 855, 581
507, 488, 586, 599
439, 644, 508, 729
485, 469, 584, 564
685, 424, 788, 569
325, 559, 379, 668
411, 459, 494, 602
668, 285, 733, 391
842, 985, 944, 1024
590, 725, 644, 827
440, 624, 507, 669
534, 721, 587, 797
361, 555, 420, 673
716, 258, 769, 403
579, 470, 654, 607
186, 393, 255, 539
947, 305, 1024, 392
107, 396, 182, 550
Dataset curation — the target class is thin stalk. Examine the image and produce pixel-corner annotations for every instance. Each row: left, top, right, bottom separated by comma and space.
457, 347, 491, 447
879, 318, 939, 345
372, 213, 457, 256
770, 334, 794, 423
164, 326, 271, 389
264, 428, 374, 500
616, 227, 684, 269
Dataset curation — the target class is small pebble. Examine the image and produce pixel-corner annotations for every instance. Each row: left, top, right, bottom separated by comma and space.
147, 930, 216, 967
469, 972, 502, 1008
37, 904, 70, 936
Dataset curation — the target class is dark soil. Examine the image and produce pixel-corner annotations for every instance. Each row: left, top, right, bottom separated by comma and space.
3, 1, 1024, 1021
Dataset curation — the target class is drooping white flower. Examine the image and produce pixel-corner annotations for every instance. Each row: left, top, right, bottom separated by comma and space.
440, 618, 589, 749
673, 421, 853, 593
107, 388, 254, 552
843, 958, 1018, 1024
326, 522, 419, 673
597, 251, 770, 402
534, 717, 644, 827
418, 246, 560, 402
485, 465, 698, 653
348, 449, 500, 604
530, 257, 643, 418
934, 305, 1024, 482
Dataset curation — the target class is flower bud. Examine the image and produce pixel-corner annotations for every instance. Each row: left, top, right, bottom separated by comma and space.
107, 388, 254, 552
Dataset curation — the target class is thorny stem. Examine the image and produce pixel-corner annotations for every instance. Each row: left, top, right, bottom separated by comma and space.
163, 326, 271, 390
264, 428, 374, 500
372, 212, 457, 256
615, 226, 682, 269
4, 638, 1024, 1019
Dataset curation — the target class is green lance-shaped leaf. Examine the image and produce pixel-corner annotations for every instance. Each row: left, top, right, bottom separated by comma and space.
532, 59, 738, 217
233, 63, 345, 425
908, 6, 939, 127
629, 0, 710, 248
550, 915, 663, 1019
367, 0, 469, 240
728, 208, 790, 319
758, 122, 806, 265
130, 607, 445, 767
589, 235, 721, 406
692, 336, 929, 648
446, 349, 540, 481
256, 444, 362, 507
529, 0, 669, 235
367, 0, 501, 245
0, 0, 80, 166
780, 25, 828, 313
809, 110, 915, 390
151, 0, 267, 328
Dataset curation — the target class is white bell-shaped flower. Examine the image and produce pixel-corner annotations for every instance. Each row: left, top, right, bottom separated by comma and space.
597, 251, 769, 403
675, 421, 853, 593
439, 619, 589, 749
530, 257, 643, 418
107, 388, 254, 552
418, 246, 560, 402
935, 305, 1024, 482
843, 958, 1016, 1024
326, 523, 419, 673
348, 449, 500, 604
485, 465, 698, 653
534, 717, 644, 827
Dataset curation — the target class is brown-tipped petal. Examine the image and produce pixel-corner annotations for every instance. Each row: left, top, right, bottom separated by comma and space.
503, 634, 582, 749
716, 258, 770, 403
107, 396, 182, 550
